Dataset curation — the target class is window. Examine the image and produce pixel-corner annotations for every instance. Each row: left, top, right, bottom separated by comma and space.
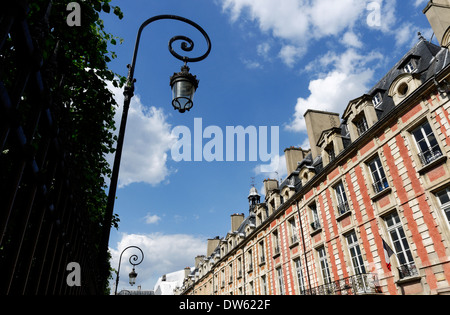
229, 264, 233, 283
334, 182, 350, 215
248, 249, 253, 272
310, 203, 321, 231
326, 144, 336, 163
261, 275, 267, 295
385, 212, 417, 279
289, 218, 299, 244
346, 231, 366, 275
368, 155, 389, 193
272, 230, 280, 256
318, 247, 332, 285
294, 258, 306, 295
436, 188, 450, 226
221, 269, 225, 288
259, 240, 266, 264
372, 92, 383, 108
398, 82, 409, 96
355, 115, 369, 136
249, 281, 254, 295
343, 124, 350, 138
276, 267, 285, 295
403, 60, 417, 73
412, 121, 442, 166
237, 257, 243, 278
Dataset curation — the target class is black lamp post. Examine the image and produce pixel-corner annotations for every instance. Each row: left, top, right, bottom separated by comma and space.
114, 246, 144, 295
100, 16, 211, 279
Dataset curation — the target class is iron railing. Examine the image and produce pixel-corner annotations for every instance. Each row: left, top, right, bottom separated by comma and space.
0, 1, 105, 294
418, 146, 443, 166
398, 263, 419, 279
304, 273, 381, 295
337, 201, 350, 215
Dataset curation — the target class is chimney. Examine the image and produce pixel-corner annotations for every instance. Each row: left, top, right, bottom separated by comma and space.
303, 110, 341, 159
423, 0, 450, 47
184, 267, 191, 278
284, 147, 311, 175
231, 213, 245, 232
263, 178, 279, 195
195, 255, 205, 269
207, 237, 221, 257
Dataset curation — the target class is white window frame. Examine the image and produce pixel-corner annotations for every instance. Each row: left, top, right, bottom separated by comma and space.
294, 258, 306, 294
384, 212, 415, 268
411, 121, 442, 166
276, 267, 285, 295
318, 247, 332, 285
334, 182, 349, 215
372, 92, 383, 108
346, 231, 366, 276
355, 115, 369, 136
289, 218, 299, 244
273, 230, 280, 255
436, 187, 450, 228
261, 275, 267, 295
310, 203, 321, 230
403, 60, 417, 73
368, 155, 389, 193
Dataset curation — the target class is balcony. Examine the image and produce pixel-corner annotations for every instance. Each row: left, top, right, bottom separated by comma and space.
259, 255, 266, 265
418, 146, 442, 166
304, 273, 381, 295
372, 179, 389, 194
398, 262, 419, 280
273, 246, 281, 257
310, 220, 321, 232
337, 201, 350, 215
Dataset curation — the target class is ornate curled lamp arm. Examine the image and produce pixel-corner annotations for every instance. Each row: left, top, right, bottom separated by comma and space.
102, 15, 211, 267
114, 246, 144, 295
127, 15, 212, 88
127, 246, 144, 267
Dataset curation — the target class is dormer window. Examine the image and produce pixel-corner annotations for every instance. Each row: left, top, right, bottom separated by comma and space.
326, 145, 336, 162
372, 92, 383, 108
403, 59, 417, 73
343, 124, 350, 138
355, 115, 369, 136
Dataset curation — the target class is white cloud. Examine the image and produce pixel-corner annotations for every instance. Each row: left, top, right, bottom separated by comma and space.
286, 49, 383, 132
109, 233, 206, 293
107, 82, 177, 188
144, 213, 162, 225
413, 0, 428, 8
278, 45, 306, 68
221, 0, 373, 67
257, 42, 272, 59
341, 31, 363, 49
254, 154, 287, 180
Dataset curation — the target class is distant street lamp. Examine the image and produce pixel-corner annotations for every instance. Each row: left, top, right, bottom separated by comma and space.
100, 16, 212, 275
114, 246, 144, 295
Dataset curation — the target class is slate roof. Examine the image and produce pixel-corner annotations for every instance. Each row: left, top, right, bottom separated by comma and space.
282, 38, 450, 193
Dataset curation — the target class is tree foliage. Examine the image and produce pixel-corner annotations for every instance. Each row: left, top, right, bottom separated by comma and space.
1, 0, 124, 294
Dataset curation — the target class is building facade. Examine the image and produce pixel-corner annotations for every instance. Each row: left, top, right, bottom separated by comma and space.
176, 1, 450, 295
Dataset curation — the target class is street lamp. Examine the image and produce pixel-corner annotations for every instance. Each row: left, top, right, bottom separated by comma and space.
114, 246, 144, 295
100, 16, 212, 276
129, 268, 137, 286
170, 64, 199, 113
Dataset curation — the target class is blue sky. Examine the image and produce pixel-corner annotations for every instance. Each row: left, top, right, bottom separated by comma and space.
102, 0, 435, 292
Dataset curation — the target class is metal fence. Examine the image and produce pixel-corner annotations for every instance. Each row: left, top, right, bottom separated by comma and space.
304, 273, 382, 296
0, 1, 103, 295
